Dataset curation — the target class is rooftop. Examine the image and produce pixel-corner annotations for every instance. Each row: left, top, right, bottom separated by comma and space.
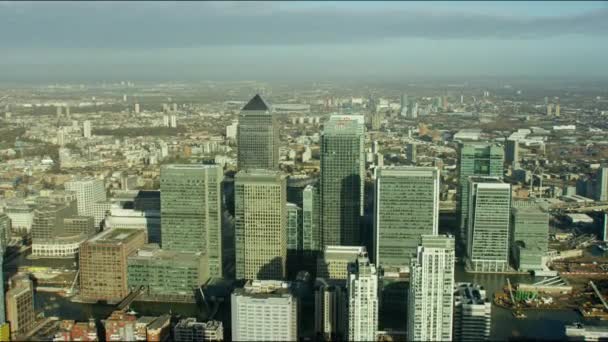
242, 94, 270, 111
88, 228, 144, 244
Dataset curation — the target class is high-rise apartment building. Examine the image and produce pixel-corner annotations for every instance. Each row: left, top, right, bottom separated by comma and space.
65, 178, 107, 226
320, 115, 365, 247
83, 120, 92, 139
314, 278, 348, 341
457, 143, 504, 241
235, 170, 286, 280
453, 282, 492, 341
317, 245, 367, 280
231, 280, 297, 342
467, 177, 511, 273
79, 228, 146, 302
347, 255, 379, 342
511, 202, 549, 271
374, 166, 439, 271
302, 185, 321, 253
6, 274, 35, 336
407, 235, 455, 342
237, 94, 279, 170
160, 164, 223, 278
400, 93, 409, 117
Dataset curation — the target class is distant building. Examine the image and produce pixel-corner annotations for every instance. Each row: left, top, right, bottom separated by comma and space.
4, 203, 34, 234
505, 139, 519, 167
400, 93, 409, 117
226, 120, 238, 140
374, 166, 440, 272
231, 280, 297, 341
235, 170, 287, 280
347, 254, 379, 342
407, 235, 455, 342
314, 278, 348, 341
134, 103, 140, 114
83, 120, 92, 139
64, 178, 107, 227
286, 202, 302, 275
302, 185, 321, 253
317, 245, 367, 280
160, 164, 223, 278
406, 143, 417, 164
170, 115, 177, 128
0, 217, 8, 338
594, 167, 608, 202
467, 177, 511, 273
174, 318, 224, 342
79, 229, 147, 302
6, 274, 35, 336
453, 282, 492, 341
458, 143, 504, 242
54, 319, 98, 341
127, 244, 208, 298
320, 115, 365, 247
237, 94, 279, 171
104, 310, 137, 341
511, 203, 549, 271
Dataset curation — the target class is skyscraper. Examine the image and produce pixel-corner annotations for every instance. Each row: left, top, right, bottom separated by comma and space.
302, 185, 321, 253
237, 94, 279, 171
453, 282, 492, 341
407, 235, 455, 342
594, 167, 608, 202
64, 177, 107, 225
317, 245, 367, 280
320, 115, 365, 247
235, 169, 287, 280
83, 120, 92, 139
511, 202, 549, 271
457, 143, 504, 241
314, 278, 348, 341
347, 254, 379, 342
467, 177, 511, 273
0, 214, 9, 338
286, 202, 302, 275
504, 139, 519, 167
231, 280, 297, 342
400, 93, 409, 117
374, 166, 440, 271
6, 274, 35, 337
160, 164, 223, 278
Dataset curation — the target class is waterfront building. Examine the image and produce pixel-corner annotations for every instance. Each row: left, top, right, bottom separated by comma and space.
5, 274, 35, 336
64, 178, 107, 226
407, 235, 455, 342
174, 318, 224, 342
320, 115, 365, 247
347, 255, 379, 342
4, 202, 34, 234
127, 244, 208, 299
314, 278, 348, 341
160, 164, 223, 278
511, 202, 549, 271
231, 280, 297, 341
467, 177, 511, 273
105, 208, 161, 244
79, 229, 146, 303
235, 169, 286, 280
237, 94, 279, 170
374, 166, 439, 271
317, 245, 367, 280
453, 282, 492, 341
457, 143, 504, 242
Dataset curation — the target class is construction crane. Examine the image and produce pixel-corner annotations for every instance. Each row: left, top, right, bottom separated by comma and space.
589, 281, 608, 311
507, 278, 517, 307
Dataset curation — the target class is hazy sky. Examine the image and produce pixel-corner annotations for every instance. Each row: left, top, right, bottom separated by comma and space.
1, 1, 607, 82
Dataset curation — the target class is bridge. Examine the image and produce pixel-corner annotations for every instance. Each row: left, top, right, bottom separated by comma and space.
117, 286, 144, 311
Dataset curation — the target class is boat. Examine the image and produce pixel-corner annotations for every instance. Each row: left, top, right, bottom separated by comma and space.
513, 310, 527, 319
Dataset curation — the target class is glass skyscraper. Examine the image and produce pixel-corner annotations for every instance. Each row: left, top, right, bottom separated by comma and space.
237, 94, 279, 171
374, 166, 440, 271
320, 115, 365, 247
511, 201, 549, 271
160, 164, 223, 278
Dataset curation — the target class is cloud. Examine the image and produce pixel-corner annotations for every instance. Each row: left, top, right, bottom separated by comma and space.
0, 1, 606, 49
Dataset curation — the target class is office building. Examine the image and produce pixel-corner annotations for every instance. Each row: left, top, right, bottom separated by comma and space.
231, 280, 297, 342
547, 103, 553, 116
127, 244, 208, 298
400, 93, 409, 117
134, 103, 140, 114
105, 208, 160, 244
160, 164, 222, 278
594, 167, 608, 202
64, 178, 107, 226
235, 170, 286, 280
174, 318, 224, 342
302, 185, 321, 253
0, 215, 8, 339
6, 274, 35, 336
79, 229, 146, 302
505, 139, 519, 167
317, 245, 367, 280
286, 203, 302, 275
453, 283, 492, 341
407, 235, 455, 342
320, 115, 365, 247
4, 202, 34, 234
406, 143, 417, 164
314, 278, 348, 341
467, 177, 511, 273
347, 255, 379, 342
83, 120, 92, 139
457, 143, 504, 241
237, 94, 279, 170
555, 103, 561, 117
511, 203, 549, 271
374, 166, 440, 271
170, 115, 177, 128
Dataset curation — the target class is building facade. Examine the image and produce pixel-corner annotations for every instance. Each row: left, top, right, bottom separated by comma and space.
511, 202, 549, 271
347, 255, 379, 342
453, 282, 492, 341
235, 170, 287, 280
407, 235, 455, 342
320, 115, 365, 247
237, 94, 279, 170
317, 245, 367, 280
64, 178, 107, 227
374, 166, 440, 271
6, 274, 35, 336
314, 278, 348, 341
160, 164, 223, 278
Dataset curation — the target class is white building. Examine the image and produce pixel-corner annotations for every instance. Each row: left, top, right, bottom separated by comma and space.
64, 178, 107, 225
226, 121, 238, 140
134, 103, 140, 113
162, 115, 170, 127
407, 235, 455, 342
231, 280, 297, 342
170, 115, 177, 128
347, 254, 379, 342
83, 120, 92, 139
453, 282, 492, 341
